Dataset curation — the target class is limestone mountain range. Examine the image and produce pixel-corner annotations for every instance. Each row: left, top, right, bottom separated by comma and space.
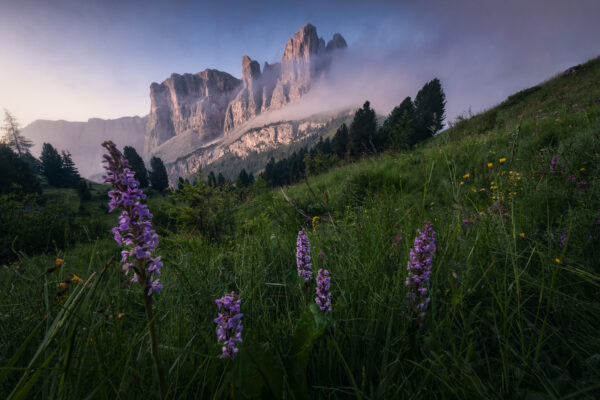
22, 24, 349, 183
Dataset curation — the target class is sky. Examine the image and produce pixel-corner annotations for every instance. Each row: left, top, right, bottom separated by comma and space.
1, 0, 599, 126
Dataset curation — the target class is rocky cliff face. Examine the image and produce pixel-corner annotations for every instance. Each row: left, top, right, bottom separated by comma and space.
145, 70, 241, 155
145, 24, 347, 182
164, 112, 351, 184
22, 116, 147, 180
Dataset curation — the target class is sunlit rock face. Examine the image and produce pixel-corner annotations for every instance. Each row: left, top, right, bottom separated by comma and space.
144, 24, 347, 182
145, 69, 241, 155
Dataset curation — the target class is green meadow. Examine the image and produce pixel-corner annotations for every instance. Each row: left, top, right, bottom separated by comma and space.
1, 57, 600, 399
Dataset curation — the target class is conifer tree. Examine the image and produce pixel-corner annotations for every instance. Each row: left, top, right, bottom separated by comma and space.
348, 101, 377, 157
1, 110, 33, 158
149, 156, 169, 191
207, 171, 217, 187
332, 123, 349, 159
380, 96, 416, 150
40, 143, 64, 187
236, 169, 250, 188
414, 78, 446, 143
123, 146, 149, 188
0, 144, 41, 194
61, 150, 80, 188
217, 172, 226, 187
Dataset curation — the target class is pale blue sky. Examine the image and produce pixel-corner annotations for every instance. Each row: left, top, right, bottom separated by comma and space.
1, 0, 599, 125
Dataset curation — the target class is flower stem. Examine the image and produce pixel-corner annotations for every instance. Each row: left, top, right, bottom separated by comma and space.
142, 276, 167, 398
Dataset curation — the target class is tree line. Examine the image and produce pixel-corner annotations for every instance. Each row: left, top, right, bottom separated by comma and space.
255, 77, 446, 188
0, 109, 171, 198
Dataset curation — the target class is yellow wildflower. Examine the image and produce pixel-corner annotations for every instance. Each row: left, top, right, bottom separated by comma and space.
57, 282, 69, 291
460, 181, 464, 185
555, 258, 561, 264
499, 158, 507, 163
55, 258, 64, 268
462, 173, 470, 179
117, 313, 125, 319
71, 274, 82, 284
520, 233, 525, 238
487, 163, 493, 168
312, 216, 320, 231
580, 167, 585, 171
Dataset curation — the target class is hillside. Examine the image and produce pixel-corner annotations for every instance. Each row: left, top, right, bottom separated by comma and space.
1, 55, 599, 399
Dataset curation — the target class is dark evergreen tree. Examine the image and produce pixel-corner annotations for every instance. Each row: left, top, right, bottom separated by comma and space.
236, 169, 250, 188
177, 177, 185, 191
149, 156, 169, 191
40, 143, 64, 187
332, 123, 349, 159
413, 78, 446, 143
217, 172, 226, 187
379, 96, 416, 150
123, 146, 148, 188
248, 172, 255, 185
0, 144, 41, 194
263, 157, 276, 186
348, 101, 378, 157
207, 171, 217, 187
2, 110, 33, 158
61, 151, 80, 188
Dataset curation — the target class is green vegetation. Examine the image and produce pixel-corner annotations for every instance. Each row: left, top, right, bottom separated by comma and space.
1, 56, 600, 399
123, 146, 149, 188
149, 156, 169, 192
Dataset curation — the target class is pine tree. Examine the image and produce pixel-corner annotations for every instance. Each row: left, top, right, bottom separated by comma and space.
61, 151, 80, 188
381, 96, 416, 150
40, 143, 64, 187
123, 146, 149, 188
332, 123, 349, 159
348, 101, 378, 157
0, 144, 41, 194
414, 78, 446, 144
236, 169, 250, 188
217, 173, 226, 187
1, 110, 33, 158
207, 171, 217, 188
149, 156, 169, 191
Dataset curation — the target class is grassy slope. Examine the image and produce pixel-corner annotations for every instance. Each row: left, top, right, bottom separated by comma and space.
1, 57, 600, 399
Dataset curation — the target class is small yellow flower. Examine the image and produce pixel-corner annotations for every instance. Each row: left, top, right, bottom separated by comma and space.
499, 158, 507, 163
487, 163, 493, 168
88, 338, 94, 345
555, 258, 561, 264
462, 173, 470, 179
520, 232, 525, 238
57, 282, 69, 291
71, 274, 82, 284
55, 258, 64, 268
117, 313, 125, 319
580, 167, 585, 171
